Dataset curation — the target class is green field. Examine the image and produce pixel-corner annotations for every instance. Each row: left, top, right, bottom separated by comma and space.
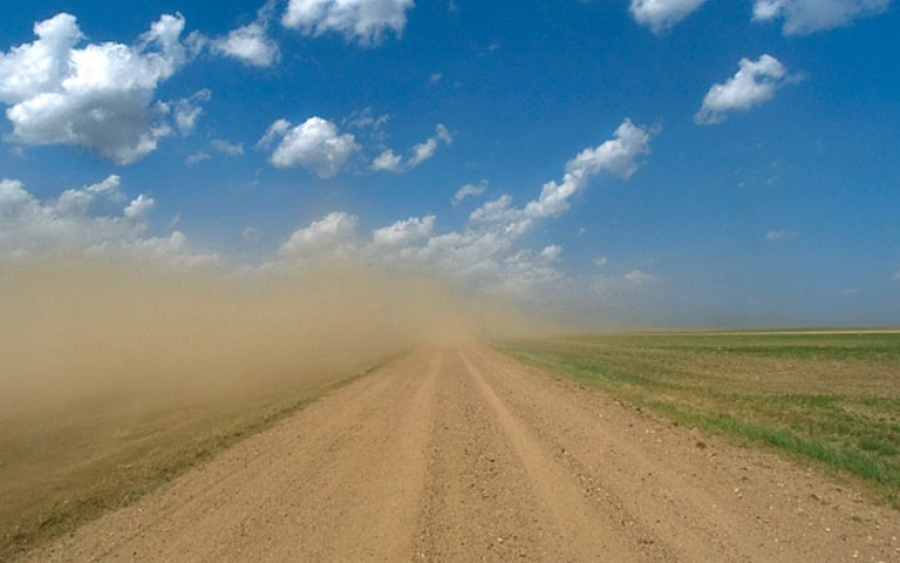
497, 331, 900, 506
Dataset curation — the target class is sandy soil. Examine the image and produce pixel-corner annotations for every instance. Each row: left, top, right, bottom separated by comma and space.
22, 346, 900, 562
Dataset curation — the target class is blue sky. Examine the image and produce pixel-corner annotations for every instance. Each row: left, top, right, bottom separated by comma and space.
1, 0, 898, 327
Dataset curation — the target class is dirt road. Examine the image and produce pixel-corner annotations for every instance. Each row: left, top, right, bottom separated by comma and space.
24, 346, 899, 562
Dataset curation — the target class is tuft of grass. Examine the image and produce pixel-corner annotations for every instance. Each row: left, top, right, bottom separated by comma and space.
497, 331, 900, 506
859, 436, 899, 456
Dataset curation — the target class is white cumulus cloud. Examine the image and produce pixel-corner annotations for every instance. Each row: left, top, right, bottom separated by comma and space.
630, 0, 711, 34
695, 54, 792, 125
211, 21, 280, 67
372, 149, 403, 172
453, 180, 488, 205
408, 124, 452, 168
260, 116, 360, 177
373, 215, 435, 246
279, 211, 359, 257
521, 118, 654, 220
753, 0, 891, 35
282, 0, 415, 45
467, 119, 654, 238
372, 123, 452, 173
0, 12, 196, 164
124, 194, 156, 220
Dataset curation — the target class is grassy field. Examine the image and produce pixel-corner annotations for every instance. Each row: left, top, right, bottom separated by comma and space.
497, 331, 900, 506
0, 360, 388, 562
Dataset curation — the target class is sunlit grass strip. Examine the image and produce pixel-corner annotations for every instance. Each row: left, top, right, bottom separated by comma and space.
657, 404, 898, 488
499, 343, 900, 507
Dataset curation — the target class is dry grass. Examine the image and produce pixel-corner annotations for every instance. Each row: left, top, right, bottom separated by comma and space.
0, 360, 386, 561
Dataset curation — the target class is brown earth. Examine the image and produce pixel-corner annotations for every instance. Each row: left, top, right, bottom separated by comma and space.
20, 346, 900, 562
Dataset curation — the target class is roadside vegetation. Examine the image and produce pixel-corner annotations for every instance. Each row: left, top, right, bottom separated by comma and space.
0, 360, 387, 562
498, 331, 900, 506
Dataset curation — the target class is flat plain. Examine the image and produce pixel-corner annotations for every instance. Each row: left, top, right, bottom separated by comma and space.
16, 344, 900, 562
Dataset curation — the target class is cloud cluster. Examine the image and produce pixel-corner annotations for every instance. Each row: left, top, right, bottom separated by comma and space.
630, 0, 891, 34
0, 176, 217, 265
0, 13, 196, 164
753, 0, 892, 35
259, 116, 360, 177
273, 118, 656, 298
630, 0, 711, 34
1, 117, 658, 313
0, 175, 145, 256
695, 54, 791, 125
372, 124, 452, 172
211, 0, 412, 66
282, 0, 415, 45
0, 3, 415, 164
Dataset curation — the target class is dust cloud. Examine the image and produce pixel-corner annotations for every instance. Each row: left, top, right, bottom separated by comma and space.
0, 255, 532, 420
0, 255, 530, 554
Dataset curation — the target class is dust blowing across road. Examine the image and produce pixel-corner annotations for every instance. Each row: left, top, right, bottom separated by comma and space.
30, 346, 900, 562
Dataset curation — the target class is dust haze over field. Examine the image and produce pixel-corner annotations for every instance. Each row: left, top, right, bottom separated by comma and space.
0, 255, 545, 556
0, 256, 531, 419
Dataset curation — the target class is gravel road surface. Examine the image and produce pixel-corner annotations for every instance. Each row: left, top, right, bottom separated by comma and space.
25, 346, 900, 562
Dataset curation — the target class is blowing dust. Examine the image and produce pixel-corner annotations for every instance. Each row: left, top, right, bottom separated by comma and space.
0, 255, 520, 527
0, 255, 537, 555
0, 255, 534, 420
